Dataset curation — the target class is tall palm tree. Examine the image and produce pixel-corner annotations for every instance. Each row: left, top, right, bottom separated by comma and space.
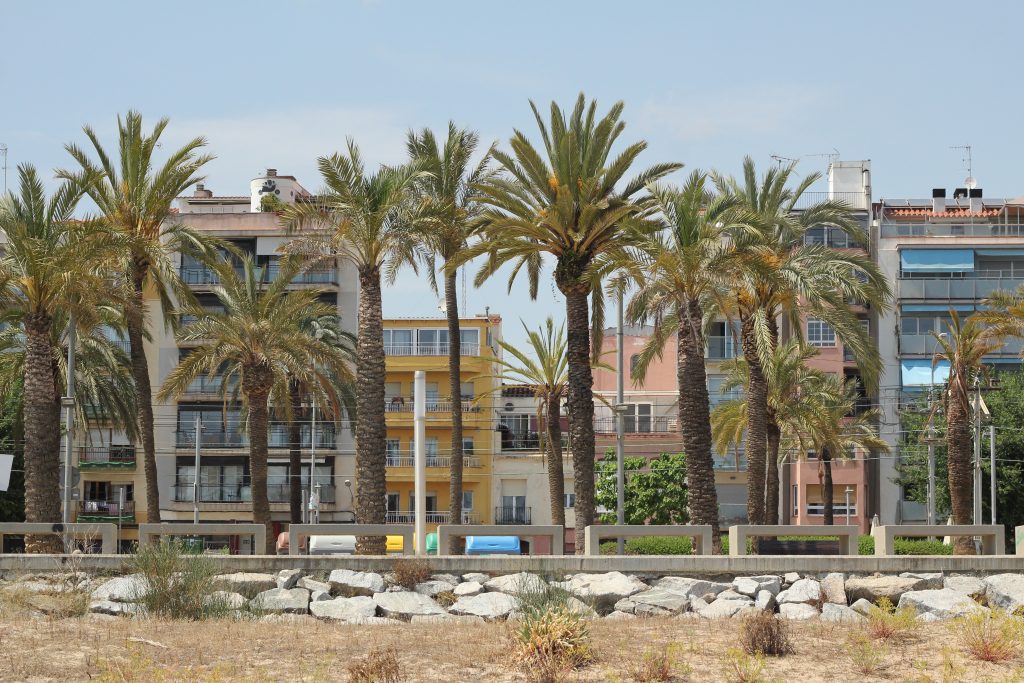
59, 111, 216, 523
618, 171, 745, 549
158, 257, 353, 553
929, 311, 1001, 554
407, 123, 493, 552
465, 94, 681, 552
714, 157, 891, 524
283, 140, 424, 554
0, 164, 123, 551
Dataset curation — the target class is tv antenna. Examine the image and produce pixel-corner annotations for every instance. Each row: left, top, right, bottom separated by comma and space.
770, 154, 798, 168
0, 144, 7, 194
806, 148, 841, 165
950, 144, 975, 188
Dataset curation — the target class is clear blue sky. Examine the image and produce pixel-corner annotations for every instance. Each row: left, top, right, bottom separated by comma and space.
4, 0, 1022, 347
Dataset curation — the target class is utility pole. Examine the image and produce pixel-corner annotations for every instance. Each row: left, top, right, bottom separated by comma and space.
413, 371, 426, 556
308, 400, 318, 525
61, 314, 76, 527
615, 293, 625, 555
973, 379, 983, 525
193, 415, 202, 524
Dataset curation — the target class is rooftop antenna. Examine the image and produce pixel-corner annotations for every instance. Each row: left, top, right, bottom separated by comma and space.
0, 144, 7, 194
770, 154, 798, 168
806, 148, 841, 165
950, 144, 975, 188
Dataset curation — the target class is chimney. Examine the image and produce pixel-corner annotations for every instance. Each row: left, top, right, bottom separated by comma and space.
266, 168, 277, 177
193, 183, 213, 199
969, 187, 983, 213
932, 188, 946, 213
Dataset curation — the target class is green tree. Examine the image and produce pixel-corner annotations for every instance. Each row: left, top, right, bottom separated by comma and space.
467, 94, 681, 552
596, 450, 688, 526
408, 123, 493, 552
60, 111, 216, 523
157, 257, 353, 553
0, 381, 24, 524
282, 142, 424, 554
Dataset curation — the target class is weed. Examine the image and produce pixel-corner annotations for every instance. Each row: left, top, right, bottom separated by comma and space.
391, 560, 431, 590
347, 647, 403, 683
848, 635, 886, 675
514, 576, 582, 616
434, 590, 457, 609
89, 647, 260, 682
724, 647, 780, 683
128, 540, 231, 620
955, 612, 1020, 663
626, 644, 690, 682
512, 603, 592, 679
865, 597, 919, 641
740, 611, 794, 657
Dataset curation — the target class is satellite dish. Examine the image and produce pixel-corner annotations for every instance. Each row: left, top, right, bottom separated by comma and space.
437, 300, 447, 314
965, 176, 978, 190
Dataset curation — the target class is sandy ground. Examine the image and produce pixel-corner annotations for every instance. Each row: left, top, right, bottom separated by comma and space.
1, 614, 1023, 682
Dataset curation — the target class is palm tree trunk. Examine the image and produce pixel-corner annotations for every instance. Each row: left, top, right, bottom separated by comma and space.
765, 419, 781, 525
445, 271, 464, 553
741, 316, 767, 525
822, 449, 834, 526
677, 301, 721, 551
355, 268, 387, 554
288, 379, 303, 524
946, 395, 976, 554
22, 314, 62, 553
127, 265, 160, 523
243, 374, 274, 555
564, 289, 596, 554
546, 396, 566, 535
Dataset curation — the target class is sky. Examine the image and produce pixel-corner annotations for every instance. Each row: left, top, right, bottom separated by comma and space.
3, 0, 1024, 348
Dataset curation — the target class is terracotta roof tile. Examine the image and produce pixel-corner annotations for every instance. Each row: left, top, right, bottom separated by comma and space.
889, 208, 1001, 218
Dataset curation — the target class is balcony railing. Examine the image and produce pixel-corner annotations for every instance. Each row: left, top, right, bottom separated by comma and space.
78, 499, 135, 519
385, 511, 479, 524
900, 334, 1023, 356
176, 426, 337, 449
263, 265, 338, 285
495, 506, 531, 524
593, 416, 678, 434
881, 222, 1024, 239
268, 425, 337, 449
176, 430, 248, 448
706, 335, 738, 359
179, 266, 246, 286
78, 445, 136, 470
898, 273, 1024, 300
184, 375, 238, 395
384, 398, 479, 413
172, 483, 337, 504
499, 433, 572, 453
385, 454, 482, 468
383, 343, 481, 357
792, 191, 868, 210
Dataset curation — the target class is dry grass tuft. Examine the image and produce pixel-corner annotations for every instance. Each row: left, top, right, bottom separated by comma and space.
740, 611, 793, 657
626, 644, 689, 682
865, 597, 919, 641
725, 647, 779, 683
847, 635, 887, 675
511, 603, 592, 681
391, 560, 431, 590
433, 590, 457, 609
954, 612, 1020, 663
347, 647, 403, 683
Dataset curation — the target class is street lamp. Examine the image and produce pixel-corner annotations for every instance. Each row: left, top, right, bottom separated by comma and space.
921, 423, 941, 526
844, 486, 854, 526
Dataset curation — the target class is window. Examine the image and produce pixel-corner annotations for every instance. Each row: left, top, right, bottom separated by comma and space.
426, 438, 439, 466
177, 405, 244, 447
383, 329, 413, 354
629, 354, 640, 377
462, 491, 474, 511
460, 382, 475, 400
410, 493, 437, 512
174, 459, 248, 502
564, 493, 576, 509
807, 318, 836, 347
387, 493, 400, 513
622, 403, 652, 433
792, 485, 798, 516
459, 328, 480, 353
418, 329, 448, 354
386, 439, 401, 465
462, 438, 474, 456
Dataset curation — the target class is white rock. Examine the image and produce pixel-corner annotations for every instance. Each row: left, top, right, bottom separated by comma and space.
448, 592, 517, 620
560, 572, 647, 610
89, 599, 143, 617
276, 569, 303, 590
339, 616, 403, 625
205, 591, 246, 610
213, 573, 276, 598
899, 572, 944, 590
779, 603, 818, 620
820, 573, 847, 605
414, 580, 456, 597
251, 588, 310, 614
983, 574, 1024, 612
565, 596, 598, 618
410, 614, 484, 624
453, 581, 483, 597
944, 576, 986, 599
483, 572, 547, 595
604, 610, 637, 620
431, 574, 461, 585
784, 572, 800, 585
717, 590, 750, 601
776, 578, 821, 605
845, 576, 922, 604
259, 613, 316, 624
297, 577, 331, 594
918, 612, 943, 623
310, 590, 332, 603
821, 603, 864, 623
373, 591, 445, 619
653, 577, 730, 599
91, 575, 147, 603
754, 590, 776, 612
850, 598, 875, 616
733, 576, 782, 597
733, 606, 762, 619
698, 597, 752, 619
898, 589, 989, 620
462, 573, 490, 584
328, 569, 385, 597
310, 596, 377, 621
619, 587, 691, 615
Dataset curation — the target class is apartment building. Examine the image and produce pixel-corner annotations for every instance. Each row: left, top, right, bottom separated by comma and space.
874, 186, 1024, 524
382, 315, 501, 530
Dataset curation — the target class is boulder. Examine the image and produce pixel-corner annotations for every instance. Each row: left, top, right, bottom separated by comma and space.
310, 590, 332, 603
783, 572, 800, 585
821, 603, 864, 623
616, 587, 691, 615
431, 574, 461, 585
328, 569, 385, 597
845, 576, 922, 604
653, 577, 729, 600
251, 588, 310, 614
410, 614, 485, 625
205, 591, 247, 610
733, 606, 762, 620
983, 574, 1024, 612
259, 614, 316, 624
732, 576, 782, 597
565, 597, 598, 618
697, 596, 752, 619
453, 581, 483, 597
310, 596, 377, 621
448, 592, 517, 620
560, 572, 647, 611
373, 591, 446, 619
88, 600, 143, 617
850, 598, 875, 617
716, 590, 750, 601
754, 590, 776, 612
276, 569, 303, 590
213, 573, 276, 598
414, 580, 456, 598
91, 575, 147, 603
462, 573, 490, 584
297, 577, 331, 594
604, 610, 637, 620
776, 579, 821, 605
898, 589, 989, 620
820, 573, 847, 605
779, 603, 818, 620
899, 572, 943, 590
944, 576, 986, 600
483, 572, 546, 596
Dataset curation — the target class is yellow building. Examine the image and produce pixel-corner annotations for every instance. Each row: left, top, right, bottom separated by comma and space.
382, 315, 501, 528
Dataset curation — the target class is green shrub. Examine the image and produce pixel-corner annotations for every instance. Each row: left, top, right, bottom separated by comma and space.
599, 536, 693, 555
857, 535, 953, 556
128, 540, 232, 620
512, 604, 592, 678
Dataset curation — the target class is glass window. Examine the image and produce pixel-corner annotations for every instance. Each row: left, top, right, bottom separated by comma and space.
462, 438, 474, 455
623, 403, 652, 433
387, 493, 400, 513
807, 318, 836, 347
460, 382, 475, 400
417, 329, 448, 354
426, 438, 438, 466
459, 328, 480, 352
900, 317, 918, 336
564, 493, 575, 509
462, 490, 474, 511
383, 329, 413, 354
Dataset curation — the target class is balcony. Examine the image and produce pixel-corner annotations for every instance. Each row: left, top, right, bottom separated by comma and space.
176, 425, 337, 450
881, 222, 1024, 239
268, 424, 337, 449
78, 499, 135, 522
900, 334, 1024, 356
495, 506, 531, 524
384, 397, 480, 413
792, 191, 868, 210
385, 511, 479, 524
898, 272, 1024, 300
593, 415, 678, 434
263, 264, 338, 286
176, 430, 248, 448
383, 342, 481, 357
183, 375, 238, 395
78, 445, 136, 470
172, 483, 337, 507
706, 335, 739, 360
385, 454, 482, 468
499, 433, 571, 454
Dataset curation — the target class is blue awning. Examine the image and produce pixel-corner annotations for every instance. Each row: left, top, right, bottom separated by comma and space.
901, 359, 950, 386
900, 249, 975, 272
975, 249, 1024, 256
901, 304, 978, 313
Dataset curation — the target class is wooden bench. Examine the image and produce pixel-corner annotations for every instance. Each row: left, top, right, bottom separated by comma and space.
728, 525, 858, 556
583, 525, 713, 556
873, 524, 1004, 555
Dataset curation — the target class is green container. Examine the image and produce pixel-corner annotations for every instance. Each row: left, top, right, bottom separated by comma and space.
426, 532, 438, 555
180, 537, 205, 554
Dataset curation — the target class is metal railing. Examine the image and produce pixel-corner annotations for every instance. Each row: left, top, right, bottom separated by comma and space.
593, 416, 678, 434
268, 425, 337, 449
385, 454, 482, 468
898, 275, 1024, 300
900, 333, 1023, 356
79, 500, 135, 517
78, 445, 136, 466
881, 223, 1024, 238
179, 266, 245, 286
262, 264, 338, 285
184, 375, 238, 394
706, 335, 739, 359
495, 506, 531, 524
176, 430, 248, 448
383, 342, 481, 357
172, 483, 337, 504
384, 397, 480, 413
176, 426, 337, 449
385, 511, 479, 524
792, 191, 868, 210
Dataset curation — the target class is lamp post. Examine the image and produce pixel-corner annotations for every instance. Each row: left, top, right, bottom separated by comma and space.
922, 423, 941, 526
615, 292, 625, 555
193, 415, 203, 524
844, 486, 854, 526
61, 314, 76, 528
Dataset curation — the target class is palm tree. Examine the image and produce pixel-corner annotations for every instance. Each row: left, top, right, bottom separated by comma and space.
59, 111, 216, 523
407, 124, 493, 552
714, 157, 891, 524
466, 94, 681, 552
929, 311, 1001, 554
0, 164, 123, 551
283, 141, 424, 554
158, 257, 353, 553
619, 171, 745, 549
